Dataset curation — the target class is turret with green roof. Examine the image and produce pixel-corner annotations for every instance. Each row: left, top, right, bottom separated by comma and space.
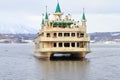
45, 12, 48, 20
42, 18, 45, 25
82, 12, 86, 20
54, 1, 63, 20
81, 8, 87, 26
55, 2, 61, 13
45, 6, 49, 20
82, 8, 86, 20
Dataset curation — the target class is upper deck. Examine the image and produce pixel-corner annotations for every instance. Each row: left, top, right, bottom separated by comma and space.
40, 27, 86, 33
35, 35, 90, 42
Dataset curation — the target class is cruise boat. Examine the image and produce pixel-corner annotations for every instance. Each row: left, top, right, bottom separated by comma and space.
34, 2, 90, 59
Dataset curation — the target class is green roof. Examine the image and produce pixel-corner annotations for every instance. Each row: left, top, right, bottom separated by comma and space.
55, 2, 61, 13
51, 21, 73, 25
42, 18, 44, 25
82, 8, 86, 20
45, 12, 48, 19
82, 12, 86, 20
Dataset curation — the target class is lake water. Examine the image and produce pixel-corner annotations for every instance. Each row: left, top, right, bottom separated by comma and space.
0, 43, 120, 80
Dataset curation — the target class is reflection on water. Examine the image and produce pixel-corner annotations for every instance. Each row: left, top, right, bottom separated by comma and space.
0, 43, 120, 80
35, 59, 90, 80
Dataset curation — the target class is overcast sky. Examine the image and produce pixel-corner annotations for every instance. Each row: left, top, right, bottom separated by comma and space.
0, 0, 120, 33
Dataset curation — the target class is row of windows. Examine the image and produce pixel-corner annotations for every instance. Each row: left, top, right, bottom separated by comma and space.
53, 25, 67, 28
47, 33, 84, 37
51, 25, 80, 28
53, 42, 84, 48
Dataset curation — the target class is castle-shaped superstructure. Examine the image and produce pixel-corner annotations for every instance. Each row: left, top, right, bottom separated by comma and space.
34, 2, 90, 59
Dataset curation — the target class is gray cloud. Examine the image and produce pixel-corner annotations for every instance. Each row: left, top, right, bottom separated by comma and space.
0, 0, 120, 32
0, 0, 42, 14
0, 0, 120, 14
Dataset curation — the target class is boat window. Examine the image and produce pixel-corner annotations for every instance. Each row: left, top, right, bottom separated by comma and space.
53, 43, 56, 47
59, 25, 62, 28
53, 33, 57, 37
64, 43, 70, 47
71, 43, 75, 47
77, 33, 80, 37
59, 43, 62, 47
53, 25, 57, 28
47, 33, 50, 37
62, 25, 66, 28
77, 42, 80, 47
80, 42, 84, 48
64, 33, 70, 37
80, 33, 84, 37
71, 33, 75, 37
58, 33, 62, 37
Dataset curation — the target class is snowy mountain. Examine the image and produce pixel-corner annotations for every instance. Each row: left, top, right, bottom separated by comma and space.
0, 23, 39, 34
90, 32, 120, 41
